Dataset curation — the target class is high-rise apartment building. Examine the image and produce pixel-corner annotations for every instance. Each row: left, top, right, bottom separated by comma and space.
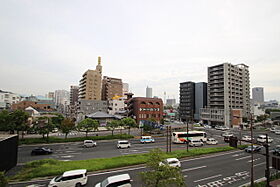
54, 90, 70, 106
101, 76, 123, 100
179, 82, 195, 121
146, 86, 152, 98
200, 63, 250, 127
70, 86, 79, 106
0, 90, 20, 109
79, 57, 102, 100
252, 87, 264, 104
194, 82, 208, 121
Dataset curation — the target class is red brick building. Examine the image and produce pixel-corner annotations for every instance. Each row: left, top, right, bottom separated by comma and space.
11, 101, 54, 112
127, 97, 163, 124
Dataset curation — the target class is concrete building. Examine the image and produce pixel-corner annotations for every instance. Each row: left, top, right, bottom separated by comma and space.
108, 98, 125, 115
252, 87, 264, 104
200, 63, 250, 128
194, 82, 208, 121
77, 100, 108, 122
252, 103, 265, 118
11, 101, 54, 112
54, 90, 70, 106
123, 83, 129, 95
127, 97, 163, 124
179, 82, 195, 121
79, 57, 102, 100
146, 86, 152, 98
47, 92, 54, 100
70, 86, 79, 106
166, 99, 176, 107
102, 76, 123, 101
0, 90, 20, 109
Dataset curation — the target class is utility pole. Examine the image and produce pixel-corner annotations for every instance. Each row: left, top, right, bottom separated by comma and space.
169, 126, 172, 153
250, 114, 254, 187
187, 120, 189, 152
166, 126, 169, 153
265, 134, 271, 187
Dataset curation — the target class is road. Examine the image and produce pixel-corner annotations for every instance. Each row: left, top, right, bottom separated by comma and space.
12, 126, 280, 186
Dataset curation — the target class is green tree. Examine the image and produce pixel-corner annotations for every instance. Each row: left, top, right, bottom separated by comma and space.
10, 110, 30, 138
106, 120, 119, 136
51, 113, 65, 127
0, 172, 8, 187
77, 118, 99, 137
121, 117, 137, 135
34, 117, 55, 140
0, 110, 11, 132
60, 118, 75, 139
141, 149, 185, 187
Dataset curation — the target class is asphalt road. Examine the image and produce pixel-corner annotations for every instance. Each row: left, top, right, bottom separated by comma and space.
12, 127, 280, 187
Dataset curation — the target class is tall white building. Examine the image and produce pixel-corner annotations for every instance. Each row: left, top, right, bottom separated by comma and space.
252, 87, 264, 104
54, 90, 70, 106
0, 90, 20, 109
146, 86, 152, 98
200, 63, 250, 127
122, 83, 129, 95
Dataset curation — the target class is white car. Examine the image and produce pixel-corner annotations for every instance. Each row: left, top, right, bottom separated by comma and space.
83, 140, 97, 148
159, 158, 181, 168
48, 169, 87, 187
95, 174, 132, 187
257, 135, 273, 143
221, 132, 234, 137
117, 140, 131, 149
275, 130, 280, 135
206, 138, 218, 145
241, 136, 252, 141
189, 139, 204, 147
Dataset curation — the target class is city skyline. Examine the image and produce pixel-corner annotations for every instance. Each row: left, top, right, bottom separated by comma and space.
1, 0, 280, 101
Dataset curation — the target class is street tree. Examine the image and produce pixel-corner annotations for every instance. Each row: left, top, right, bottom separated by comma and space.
77, 118, 99, 137
121, 117, 137, 135
106, 120, 119, 136
10, 110, 30, 138
34, 117, 55, 140
0, 110, 11, 132
141, 149, 185, 187
51, 113, 65, 128
60, 118, 75, 139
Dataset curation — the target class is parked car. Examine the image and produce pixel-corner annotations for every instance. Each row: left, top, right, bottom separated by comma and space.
257, 135, 273, 143
95, 174, 132, 187
270, 127, 277, 133
206, 138, 218, 145
48, 169, 88, 187
117, 140, 131, 149
189, 139, 203, 147
31, 147, 52, 155
241, 135, 253, 141
244, 145, 262, 153
140, 136, 155, 143
275, 130, 280, 135
83, 140, 97, 148
159, 158, 181, 168
272, 148, 280, 156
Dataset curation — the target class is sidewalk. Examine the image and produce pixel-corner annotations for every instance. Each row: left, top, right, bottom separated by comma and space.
270, 179, 280, 187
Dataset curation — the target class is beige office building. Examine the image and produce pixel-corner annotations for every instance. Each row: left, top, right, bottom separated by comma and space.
102, 76, 123, 100
200, 63, 250, 127
79, 57, 102, 100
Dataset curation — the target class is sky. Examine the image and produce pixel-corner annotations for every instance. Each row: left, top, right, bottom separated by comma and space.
0, 0, 280, 102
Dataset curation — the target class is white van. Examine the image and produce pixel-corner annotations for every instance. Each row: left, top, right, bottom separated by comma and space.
257, 135, 273, 143
117, 140, 131, 149
48, 169, 87, 187
189, 139, 203, 147
95, 174, 132, 187
83, 140, 97, 148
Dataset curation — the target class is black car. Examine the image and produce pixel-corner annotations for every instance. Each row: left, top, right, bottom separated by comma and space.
272, 148, 280, 156
31, 147, 53, 155
244, 145, 262, 153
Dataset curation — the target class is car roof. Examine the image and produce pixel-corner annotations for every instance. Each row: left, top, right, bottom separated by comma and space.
107, 174, 130, 183
63, 169, 87, 177
208, 138, 215, 140
84, 140, 93, 142
166, 158, 179, 162
118, 140, 128, 143
141, 136, 152, 138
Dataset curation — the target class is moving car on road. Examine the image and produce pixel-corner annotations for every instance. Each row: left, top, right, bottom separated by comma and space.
159, 158, 181, 168
31, 147, 52, 155
140, 136, 155, 143
272, 147, 280, 156
189, 139, 204, 147
221, 132, 234, 137
83, 140, 97, 148
95, 173, 132, 187
117, 140, 131, 149
206, 138, 218, 145
244, 145, 262, 153
48, 169, 88, 187
241, 135, 253, 142
257, 135, 273, 143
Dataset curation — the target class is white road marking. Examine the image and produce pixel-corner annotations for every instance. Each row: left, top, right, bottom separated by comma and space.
61, 155, 73, 158
248, 158, 260, 162
194, 174, 222, 183
88, 166, 146, 176
235, 156, 251, 161
184, 175, 188, 178
182, 166, 207, 172
254, 162, 265, 167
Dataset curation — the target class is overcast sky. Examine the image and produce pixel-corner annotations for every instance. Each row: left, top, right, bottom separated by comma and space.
0, 0, 279, 102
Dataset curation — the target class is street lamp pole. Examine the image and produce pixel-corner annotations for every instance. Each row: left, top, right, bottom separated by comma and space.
250, 113, 254, 187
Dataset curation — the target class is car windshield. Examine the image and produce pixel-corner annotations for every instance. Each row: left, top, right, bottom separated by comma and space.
101, 179, 109, 187
119, 142, 128, 144
54, 175, 63, 182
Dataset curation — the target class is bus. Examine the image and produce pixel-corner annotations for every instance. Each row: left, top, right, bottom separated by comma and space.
172, 131, 207, 143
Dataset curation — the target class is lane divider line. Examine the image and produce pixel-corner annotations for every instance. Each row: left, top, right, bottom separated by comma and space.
194, 174, 222, 183
182, 166, 207, 172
